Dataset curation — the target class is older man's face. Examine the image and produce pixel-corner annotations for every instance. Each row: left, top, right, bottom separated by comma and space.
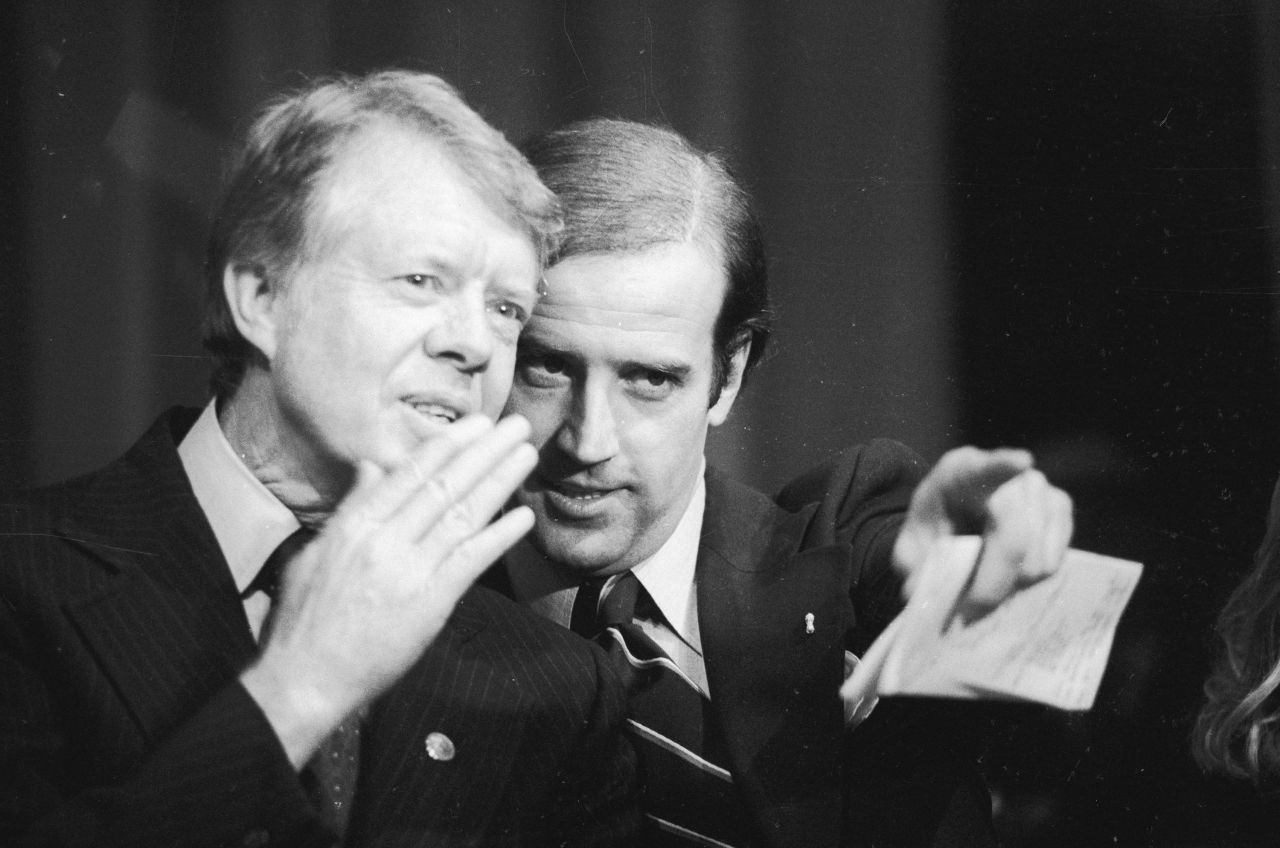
262, 122, 540, 490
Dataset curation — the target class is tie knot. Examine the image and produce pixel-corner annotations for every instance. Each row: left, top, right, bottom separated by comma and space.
570, 571, 652, 637
245, 526, 316, 601
599, 571, 643, 628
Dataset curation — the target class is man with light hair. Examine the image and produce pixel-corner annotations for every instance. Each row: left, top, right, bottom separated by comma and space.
0, 73, 637, 848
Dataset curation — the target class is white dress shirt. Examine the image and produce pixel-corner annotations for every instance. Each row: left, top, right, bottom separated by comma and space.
178, 401, 301, 640
506, 466, 711, 697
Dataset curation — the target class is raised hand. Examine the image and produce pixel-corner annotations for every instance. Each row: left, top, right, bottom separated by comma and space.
241, 414, 537, 765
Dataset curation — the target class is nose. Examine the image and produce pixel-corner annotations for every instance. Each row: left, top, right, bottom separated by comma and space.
556, 378, 620, 465
423, 290, 494, 374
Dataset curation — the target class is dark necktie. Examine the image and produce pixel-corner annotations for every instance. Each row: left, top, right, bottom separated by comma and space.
246, 527, 315, 633
571, 573, 750, 847
249, 528, 361, 844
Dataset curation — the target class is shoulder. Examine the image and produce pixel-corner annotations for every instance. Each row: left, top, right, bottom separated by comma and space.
764, 438, 926, 551
2, 407, 198, 528
0, 408, 200, 597
700, 439, 928, 565
444, 586, 625, 738
776, 438, 927, 513
0, 450, 116, 527
0, 475, 106, 596
697, 441, 925, 608
459, 585, 611, 677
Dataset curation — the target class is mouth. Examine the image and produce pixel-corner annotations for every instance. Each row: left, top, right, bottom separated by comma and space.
402, 397, 467, 425
537, 476, 623, 518
548, 481, 611, 499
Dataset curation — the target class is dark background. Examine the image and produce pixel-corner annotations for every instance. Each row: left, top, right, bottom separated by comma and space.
3, 2, 1279, 844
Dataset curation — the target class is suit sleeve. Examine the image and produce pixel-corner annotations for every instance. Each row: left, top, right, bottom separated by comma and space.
0, 527, 332, 848
0, 632, 331, 848
542, 642, 641, 847
778, 440, 999, 848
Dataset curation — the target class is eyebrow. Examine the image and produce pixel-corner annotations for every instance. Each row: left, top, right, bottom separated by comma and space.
630, 360, 692, 380
521, 335, 681, 366
490, 275, 539, 306
515, 335, 567, 356
382, 250, 454, 282
400, 246, 537, 304
517, 331, 695, 378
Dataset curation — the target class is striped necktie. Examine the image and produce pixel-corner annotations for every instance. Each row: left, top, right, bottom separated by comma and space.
572, 573, 752, 848
249, 528, 362, 844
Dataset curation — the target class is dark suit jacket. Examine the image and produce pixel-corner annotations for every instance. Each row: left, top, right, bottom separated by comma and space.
497, 439, 993, 848
704, 438, 997, 848
0, 409, 638, 848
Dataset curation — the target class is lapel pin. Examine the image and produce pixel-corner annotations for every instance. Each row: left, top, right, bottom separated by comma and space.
425, 731, 456, 762
804, 613, 815, 635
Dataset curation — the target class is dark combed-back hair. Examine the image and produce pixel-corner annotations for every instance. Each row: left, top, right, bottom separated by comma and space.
521, 118, 772, 403
203, 69, 561, 399
1195, 475, 1280, 785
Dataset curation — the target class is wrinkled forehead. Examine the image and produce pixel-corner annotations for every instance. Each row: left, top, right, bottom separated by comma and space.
306, 120, 539, 256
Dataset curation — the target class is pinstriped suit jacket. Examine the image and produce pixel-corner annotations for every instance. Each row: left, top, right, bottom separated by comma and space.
0, 409, 639, 848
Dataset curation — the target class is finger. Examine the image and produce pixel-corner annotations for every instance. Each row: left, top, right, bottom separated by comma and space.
932, 445, 1030, 488
343, 459, 385, 503
903, 446, 1033, 542
416, 441, 538, 549
898, 565, 923, 603
1032, 486, 1074, 582
343, 415, 493, 521
431, 505, 536, 597
932, 446, 1034, 531
392, 415, 534, 539
963, 549, 1022, 617
894, 519, 933, 597
993, 469, 1070, 586
962, 470, 1044, 612
960, 470, 1074, 619
894, 446, 1034, 584
324, 459, 386, 529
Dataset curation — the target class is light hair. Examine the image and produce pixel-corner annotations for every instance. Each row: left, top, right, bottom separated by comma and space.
203, 70, 561, 398
1195, 475, 1280, 785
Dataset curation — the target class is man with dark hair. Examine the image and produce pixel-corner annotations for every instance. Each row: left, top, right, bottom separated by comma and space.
497, 118, 1073, 847
0, 73, 637, 847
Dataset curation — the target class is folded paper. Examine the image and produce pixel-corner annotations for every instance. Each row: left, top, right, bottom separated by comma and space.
841, 536, 1142, 719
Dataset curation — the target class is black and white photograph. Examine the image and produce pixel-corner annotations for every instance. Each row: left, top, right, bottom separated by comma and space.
2, 2, 1278, 845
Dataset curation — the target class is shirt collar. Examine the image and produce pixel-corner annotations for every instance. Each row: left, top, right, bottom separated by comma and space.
506, 460, 706, 653
630, 466, 705, 653
178, 400, 300, 593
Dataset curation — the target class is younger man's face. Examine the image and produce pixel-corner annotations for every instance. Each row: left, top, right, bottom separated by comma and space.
506, 241, 744, 576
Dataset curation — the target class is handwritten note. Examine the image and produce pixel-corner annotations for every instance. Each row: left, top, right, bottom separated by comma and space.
841, 537, 1142, 719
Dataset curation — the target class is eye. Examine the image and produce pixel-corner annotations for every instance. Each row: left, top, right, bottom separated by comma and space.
628, 368, 679, 400
516, 352, 570, 388
402, 273, 444, 290
490, 300, 529, 325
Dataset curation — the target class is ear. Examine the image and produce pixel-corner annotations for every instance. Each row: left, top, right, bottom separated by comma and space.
708, 338, 751, 428
223, 262, 283, 361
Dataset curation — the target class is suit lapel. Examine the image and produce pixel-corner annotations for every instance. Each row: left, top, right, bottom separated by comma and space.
55, 411, 521, 844
58, 410, 258, 745
698, 469, 852, 848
